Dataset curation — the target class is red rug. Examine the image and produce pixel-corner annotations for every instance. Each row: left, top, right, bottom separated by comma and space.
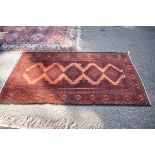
0, 52, 150, 105
0, 26, 78, 51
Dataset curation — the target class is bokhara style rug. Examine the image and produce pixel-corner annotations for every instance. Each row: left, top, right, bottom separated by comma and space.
0, 26, 79, 51
0, 52, 150, 106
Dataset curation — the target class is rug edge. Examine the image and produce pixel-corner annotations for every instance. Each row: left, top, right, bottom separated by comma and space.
128, 51, 151, 106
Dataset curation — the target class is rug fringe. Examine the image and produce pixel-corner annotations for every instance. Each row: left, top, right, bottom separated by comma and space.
0, 114, 102, 129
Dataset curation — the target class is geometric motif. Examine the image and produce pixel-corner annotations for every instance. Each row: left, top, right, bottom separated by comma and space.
23, 63, 126, 86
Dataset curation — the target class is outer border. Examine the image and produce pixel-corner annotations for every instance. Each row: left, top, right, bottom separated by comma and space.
128, 50, 151, 106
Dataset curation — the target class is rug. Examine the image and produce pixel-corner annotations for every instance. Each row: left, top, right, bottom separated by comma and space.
0, 52, 150, 105
0, 26, 79, 51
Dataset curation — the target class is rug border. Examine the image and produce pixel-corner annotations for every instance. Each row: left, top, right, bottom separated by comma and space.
128, 51, 151, 106
0, 51, 22, 93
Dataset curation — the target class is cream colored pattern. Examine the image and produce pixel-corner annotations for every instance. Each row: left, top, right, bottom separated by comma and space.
23, 63, 126, 85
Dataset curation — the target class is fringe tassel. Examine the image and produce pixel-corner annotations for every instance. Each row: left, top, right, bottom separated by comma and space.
0, 114, 102, 129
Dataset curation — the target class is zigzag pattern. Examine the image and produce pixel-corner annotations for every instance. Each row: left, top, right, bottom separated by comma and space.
23, 63, 126, 85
